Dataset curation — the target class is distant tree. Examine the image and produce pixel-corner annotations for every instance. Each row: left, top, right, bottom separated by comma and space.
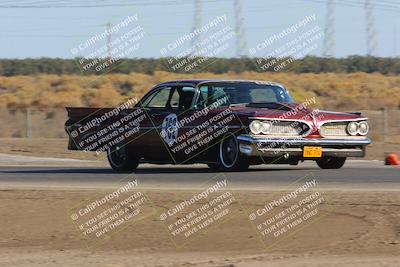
0, 57, 399, 76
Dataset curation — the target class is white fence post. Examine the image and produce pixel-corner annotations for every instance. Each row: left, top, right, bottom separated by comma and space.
383, 107, 388, 143
26, 108, 32, 138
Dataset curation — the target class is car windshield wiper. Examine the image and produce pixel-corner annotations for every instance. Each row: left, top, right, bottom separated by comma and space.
246, 102, 292, 111
229, 103, 248, 107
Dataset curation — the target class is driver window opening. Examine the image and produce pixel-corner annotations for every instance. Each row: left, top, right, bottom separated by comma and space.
140, 86, 196, 109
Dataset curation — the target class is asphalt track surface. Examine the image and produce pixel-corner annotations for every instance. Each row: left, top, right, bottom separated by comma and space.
0, 161, 398, 190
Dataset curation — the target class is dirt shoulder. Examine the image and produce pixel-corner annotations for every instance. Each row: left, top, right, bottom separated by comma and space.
0, 188, 399, 266
0, 138, 101, 160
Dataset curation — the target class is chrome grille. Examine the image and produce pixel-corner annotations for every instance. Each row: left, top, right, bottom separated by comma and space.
320, 122, 349, 137
270, 121, 310, 136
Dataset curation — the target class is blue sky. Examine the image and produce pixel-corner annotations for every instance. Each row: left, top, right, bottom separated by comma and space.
0, 0, 399, 59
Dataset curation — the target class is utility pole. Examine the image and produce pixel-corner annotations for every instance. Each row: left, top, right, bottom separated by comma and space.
106, 22, 112, 61
365, 0, 378, 56
191, 0, 202, 53
393, 25, 398, 57
323, 0, 335, 57
234, 0, 247, 57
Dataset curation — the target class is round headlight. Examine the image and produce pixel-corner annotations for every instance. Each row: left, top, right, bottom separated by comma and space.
358, 121, 369, 135
250, 120, 263, 135
261, 121, 272, 134
347, 121, 358, 136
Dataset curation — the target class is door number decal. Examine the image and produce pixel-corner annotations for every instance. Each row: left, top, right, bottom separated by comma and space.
161, 113, 178, 145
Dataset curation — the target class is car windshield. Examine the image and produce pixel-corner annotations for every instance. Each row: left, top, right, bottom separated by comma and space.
197, 82, 293, 108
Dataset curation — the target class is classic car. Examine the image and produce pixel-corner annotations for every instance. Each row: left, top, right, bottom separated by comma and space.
65, 80, 371, 171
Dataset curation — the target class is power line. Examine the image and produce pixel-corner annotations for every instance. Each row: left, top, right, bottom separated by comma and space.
0, 0, 184, 8
0, 0, 232, 8
336, 0, 400, 10
300, 0, 400, 13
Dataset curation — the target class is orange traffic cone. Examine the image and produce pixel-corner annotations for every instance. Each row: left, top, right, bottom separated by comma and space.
385, 153, 399, 165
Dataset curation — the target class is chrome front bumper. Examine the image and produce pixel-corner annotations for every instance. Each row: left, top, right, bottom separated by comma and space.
237, 135, 371, 158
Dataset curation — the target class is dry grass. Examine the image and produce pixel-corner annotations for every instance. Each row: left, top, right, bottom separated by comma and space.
0, 72, 400, 110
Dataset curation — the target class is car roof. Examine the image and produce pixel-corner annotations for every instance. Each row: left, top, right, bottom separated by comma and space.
157, 79, 284, 88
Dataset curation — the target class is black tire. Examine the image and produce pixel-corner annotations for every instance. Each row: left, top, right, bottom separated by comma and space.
217, 133, 249, 172
316, 157, 346, 169
207, 163, 221, 171
107, 144, 139, 172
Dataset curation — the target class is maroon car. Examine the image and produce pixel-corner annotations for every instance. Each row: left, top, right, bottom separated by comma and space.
65, 80, 371, 171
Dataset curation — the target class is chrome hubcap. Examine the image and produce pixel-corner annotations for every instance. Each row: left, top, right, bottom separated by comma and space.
221, 135, 238, 167
110, 145, 126, 166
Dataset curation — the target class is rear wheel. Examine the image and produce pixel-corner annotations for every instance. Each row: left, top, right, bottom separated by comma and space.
316, 157, 346, 169
217, 133, 249, 171
107, 144, 139, 172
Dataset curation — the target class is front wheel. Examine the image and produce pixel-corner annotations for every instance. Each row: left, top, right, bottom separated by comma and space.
107, 144, 139, 172
217, 133, 249, 172
316, 157, 346, 169
207, 163, 220, 171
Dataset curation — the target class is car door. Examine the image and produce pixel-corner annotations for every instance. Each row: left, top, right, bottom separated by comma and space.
137, 85, 176, 161
140, 85, 198, 163
167, 85, 230, 164
167, 86, 199, 163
